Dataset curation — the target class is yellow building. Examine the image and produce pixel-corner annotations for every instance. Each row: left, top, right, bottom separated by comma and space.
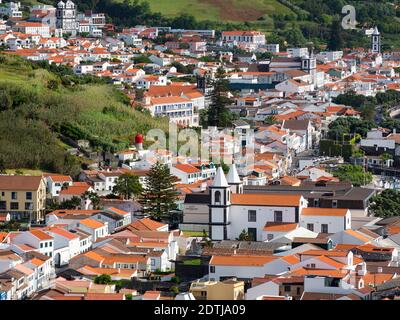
189, 278, 245, 300
0, 175, 46, 223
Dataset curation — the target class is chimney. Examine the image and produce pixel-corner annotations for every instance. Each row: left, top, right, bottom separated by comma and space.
377, 267, 383, 273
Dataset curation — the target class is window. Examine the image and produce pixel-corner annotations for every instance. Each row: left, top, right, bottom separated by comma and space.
151, 259, 155, 266
0, 201, 6, 210
45, 242, 48, 248
40, 243, 43, 248
248, 210, 257, 222
332, 200, 338, 208
284, 285, 291, 292
313, 199, 319, 207
26, 192, 32, 200
267, 234, 273, 241
274, 211, 283, 222
10, 202, 19, 210
25, 202, 33, 210
321, 224, 328, 233
214, 191, 221, 203
210, 266, 215, 273
49, 242, 52, 247
296, 287, 301, 295
307, 224, 314, 232
11, 192, 17, 200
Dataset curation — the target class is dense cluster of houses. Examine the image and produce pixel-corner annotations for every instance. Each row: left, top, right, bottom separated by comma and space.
3, 0, 400, 301
1, 162, 400, 300
2, 1, 399, 131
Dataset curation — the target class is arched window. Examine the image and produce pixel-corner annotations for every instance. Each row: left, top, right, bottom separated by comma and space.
215, 191, 221, 203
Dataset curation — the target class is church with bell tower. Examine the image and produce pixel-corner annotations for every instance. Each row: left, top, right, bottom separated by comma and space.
207, 164, 306, 242
209, 164, 245, 241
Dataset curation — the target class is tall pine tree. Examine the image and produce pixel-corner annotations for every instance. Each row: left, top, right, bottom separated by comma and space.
140, 162, 179, 222
204, 67, 235, 128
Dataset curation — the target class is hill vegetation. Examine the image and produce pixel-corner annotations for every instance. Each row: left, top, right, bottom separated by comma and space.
131, 0, 293, 22
0, 54, 169, 176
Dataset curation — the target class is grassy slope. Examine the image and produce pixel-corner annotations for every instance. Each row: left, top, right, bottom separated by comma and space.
131, 0, 293, 21
0, 59, 168, 148
0, 55, 169, 174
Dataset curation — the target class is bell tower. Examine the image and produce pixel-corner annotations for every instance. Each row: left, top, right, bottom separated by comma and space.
226, 164, 243, 194
56, 0, 77, 33
301, 48, 317, 84
371, 26, 381, 54
209, 166, 231, 240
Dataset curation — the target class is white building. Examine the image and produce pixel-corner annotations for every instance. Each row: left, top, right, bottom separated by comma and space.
0, 1, 23, 19
12, 230, 54, 259
209, 165, 307, 241
316, 51, 343, 63
14, 22, 50, 38
74, 218, 108, 242
360, 128, 395, 152
45, 227, 80, 266
171, 164, 202, 184
221, 31, 265, 46
209, 255, 298, 281
146, 95, 199, 127
288, 48, 309, 58
299, 208, 351, 234
263, 44, 279, 53
45, 174, 73, 197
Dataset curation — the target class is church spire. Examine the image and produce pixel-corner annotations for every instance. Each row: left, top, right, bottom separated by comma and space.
212, 166, 229, 187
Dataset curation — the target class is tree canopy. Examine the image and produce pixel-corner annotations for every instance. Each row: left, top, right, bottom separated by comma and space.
332, 165, 372, 187
139, 162, 179, 222
370, 190, 400, 218
94, 274, 112, 284
113, 173, 142, 200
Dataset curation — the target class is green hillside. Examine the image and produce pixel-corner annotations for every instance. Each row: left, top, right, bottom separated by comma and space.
0, 54, 169, 176
136, 0, 293, 21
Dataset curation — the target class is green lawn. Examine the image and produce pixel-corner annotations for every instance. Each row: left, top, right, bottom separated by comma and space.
183, 258, 201, 266
132, 0, 293, 21
5, 169, 44, 176
182, 230, 208, 237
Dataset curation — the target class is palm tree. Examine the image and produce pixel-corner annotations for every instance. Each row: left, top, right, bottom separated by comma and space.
380, 153, 393, 169
236, 229, 250, 241
81, 191, 101, 210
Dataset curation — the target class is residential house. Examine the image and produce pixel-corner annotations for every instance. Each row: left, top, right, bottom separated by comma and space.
44, 174, 73, 197
190, 278, 245, 300
0, 175, 46, 222
12, 230, 54, 258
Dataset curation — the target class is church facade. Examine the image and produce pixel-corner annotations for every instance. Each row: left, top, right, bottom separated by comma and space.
56, 0, 78, 33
